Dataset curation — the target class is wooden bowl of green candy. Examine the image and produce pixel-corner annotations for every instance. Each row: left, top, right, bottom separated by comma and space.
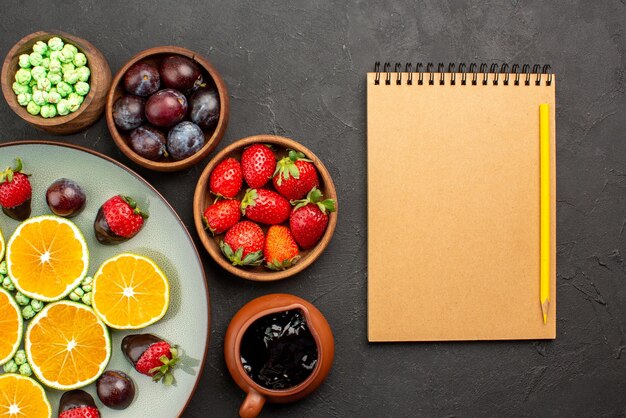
1, 31, 112, 135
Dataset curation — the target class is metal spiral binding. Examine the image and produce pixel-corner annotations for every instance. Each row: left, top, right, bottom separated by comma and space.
373, 62, 552, 86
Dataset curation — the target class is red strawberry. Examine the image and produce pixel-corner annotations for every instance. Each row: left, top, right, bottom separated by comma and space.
122, 334, 179, 385
59, 390, 100, 418
0, 158, 32, 220
241, 144, 275, 188
94, 195, 148, 244
220, 221, 264, 266
241, 188, 290, 225
272, 150, 319, 200
210, 158, 243, 198
289, 187, 336, 249
263, 225, 300, 270
203, 199, 241, 235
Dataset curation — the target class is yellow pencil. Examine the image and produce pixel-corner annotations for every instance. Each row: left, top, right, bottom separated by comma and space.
540, 104, 550, 324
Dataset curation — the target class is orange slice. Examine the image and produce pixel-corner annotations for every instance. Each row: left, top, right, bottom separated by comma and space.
25, 301, 110, 390
0, 288, 23, 366
6, 215, 89, 301
0, 374, 51, 418
92, 253, 170, 329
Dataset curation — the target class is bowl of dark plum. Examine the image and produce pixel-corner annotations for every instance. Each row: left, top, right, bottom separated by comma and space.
106, 46, 229, 172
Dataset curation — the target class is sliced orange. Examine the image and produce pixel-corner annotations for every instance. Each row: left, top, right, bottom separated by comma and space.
25, 301, 110, 390
0, 374, 51, 418
0, 288, 22, 366
6, 215, 89, 301
92, 253, 170, 329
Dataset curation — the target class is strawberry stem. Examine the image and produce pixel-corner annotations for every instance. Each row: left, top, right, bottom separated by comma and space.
272, 150, 312, 186
291, 187, 336, 213
240, 189, 258, 216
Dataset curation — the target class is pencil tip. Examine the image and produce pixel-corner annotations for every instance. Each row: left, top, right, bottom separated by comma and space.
541, 300, 549, 324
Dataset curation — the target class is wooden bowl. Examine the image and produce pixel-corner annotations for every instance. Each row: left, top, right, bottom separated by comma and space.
193, 135, 338, 281
1, 31, 112, 135
106, 46, 229, 172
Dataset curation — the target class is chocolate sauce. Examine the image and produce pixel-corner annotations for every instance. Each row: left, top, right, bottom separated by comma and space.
59, 389, 97, 413
2, 198, 31, 221
121, 333, 161, 365
94, 207, 127, 244
240, 309, 318, 390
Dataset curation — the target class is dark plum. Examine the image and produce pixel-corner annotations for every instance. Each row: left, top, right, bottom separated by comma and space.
46, 178, 86, 218
124, 62, 160, 96
189, 87, 220, 131
145, 89, 187, 127
113, 95, 146, 131
160, 55, 203, 93
130, 125, 168, 160
97, 370, 136, 410
167, 121, 205, 161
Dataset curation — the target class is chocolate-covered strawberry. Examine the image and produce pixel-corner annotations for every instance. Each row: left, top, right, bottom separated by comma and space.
273, 150, 319, 200
94, 195, 148, 244
241, 144, 275, 188
0, 158, 32, 221
241, 188, 290, 225
203, 199, 241, 235
289, 187, 336, 249
59, 390, 100, 418
210, 157, 243, 199
122, 334, 179, 385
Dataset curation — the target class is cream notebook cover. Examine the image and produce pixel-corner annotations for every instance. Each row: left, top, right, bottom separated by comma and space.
367, 63, 556, 341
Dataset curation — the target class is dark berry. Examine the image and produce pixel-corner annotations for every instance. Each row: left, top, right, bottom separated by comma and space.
124, 62, 160, 96
112, 95, 146, 131
46, 178, 86, 218
167, 121, 205, 161
189, 87, 220, 131
130, 125, 167, 160
96, 370, 135, 410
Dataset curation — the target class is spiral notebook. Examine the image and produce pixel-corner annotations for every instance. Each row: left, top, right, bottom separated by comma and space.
367, 62, 556, 342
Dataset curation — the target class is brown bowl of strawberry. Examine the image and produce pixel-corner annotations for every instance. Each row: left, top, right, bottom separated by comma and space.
193, 135, 338, 281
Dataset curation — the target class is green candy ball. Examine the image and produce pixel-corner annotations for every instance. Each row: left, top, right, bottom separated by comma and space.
41, 57, 50, 70
47, 90, 61, 104
37, 78, 52, 92
15, 68, 32, 85
49, 50, 61, 61
56, 81, 72, 97
12, 81, 30, 96
30, 66, 47, 81
59, 48, 75, 64
67, 94, 82, 112
48, 58, 62, 73
61, 62, 75, 73
40, 104, 57, 118
48, 37, 64, 51
63, 44, 78, 55
18, 54, 31, 68
2, 360, 18, 374
56, 99, 70, 116
47, 72, 62, 85
73, 53, 87, 67
27, 101, 41, 115
18, 363, 32, 377
17, 92, 32, 106
32, 90, 47, 106
75, 81, 90, 96
28, 52, 43, 67
76, 66, 90, 82
63, 70, 79, 85
32, 41, 48, 56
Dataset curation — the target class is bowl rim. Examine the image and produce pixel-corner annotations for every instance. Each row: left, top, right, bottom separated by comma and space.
1, 30, 101, 127
105, 46, 229, 172
193, 134, 338, 282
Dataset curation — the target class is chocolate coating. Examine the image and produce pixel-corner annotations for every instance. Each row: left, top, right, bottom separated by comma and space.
121, 333, 161, 365
59, 389, 97, 414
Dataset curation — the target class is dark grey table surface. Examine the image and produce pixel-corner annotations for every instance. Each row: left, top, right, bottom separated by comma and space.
1, 1, 625, 417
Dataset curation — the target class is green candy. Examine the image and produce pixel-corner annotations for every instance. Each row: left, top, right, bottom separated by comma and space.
49, 50, 61, 61
22, 305, 35, 320
76, 66, 90, 82
47, 71, 62, 85
63, 70, 79, 85
48, 36, 64, 51
3, 360, 18, 374
37, 77, 52, 92
61, 62, 75, 73
67, 94, 82, 112
59, 48, 75, 63
28, 51, 43, 67
56, 99, 70, 115
12, 81, 30, 96
0, 261, 8, 275
75, 81, 90, 96
81, 292, 92, 306
63, 44, 78, 55
56, 81, 72, 97
18, 54, 31, 68
13, 350, 26, 366
2, 276, 14, 291
32, 90, 47, 106
30, 299, 44, 312
15, 68, 31, 85
32, 41, 48, 56
47, 89, 61, 104
18, 363, 32, 377
40, 104, 57, 118
41, 57, 50, 69
73, 52, 87, 67
17, 93, 32, 106
48, 58, 62, 73
15, 292, 30, 306
30, 66, 46, 81
26, 101, 41, 115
